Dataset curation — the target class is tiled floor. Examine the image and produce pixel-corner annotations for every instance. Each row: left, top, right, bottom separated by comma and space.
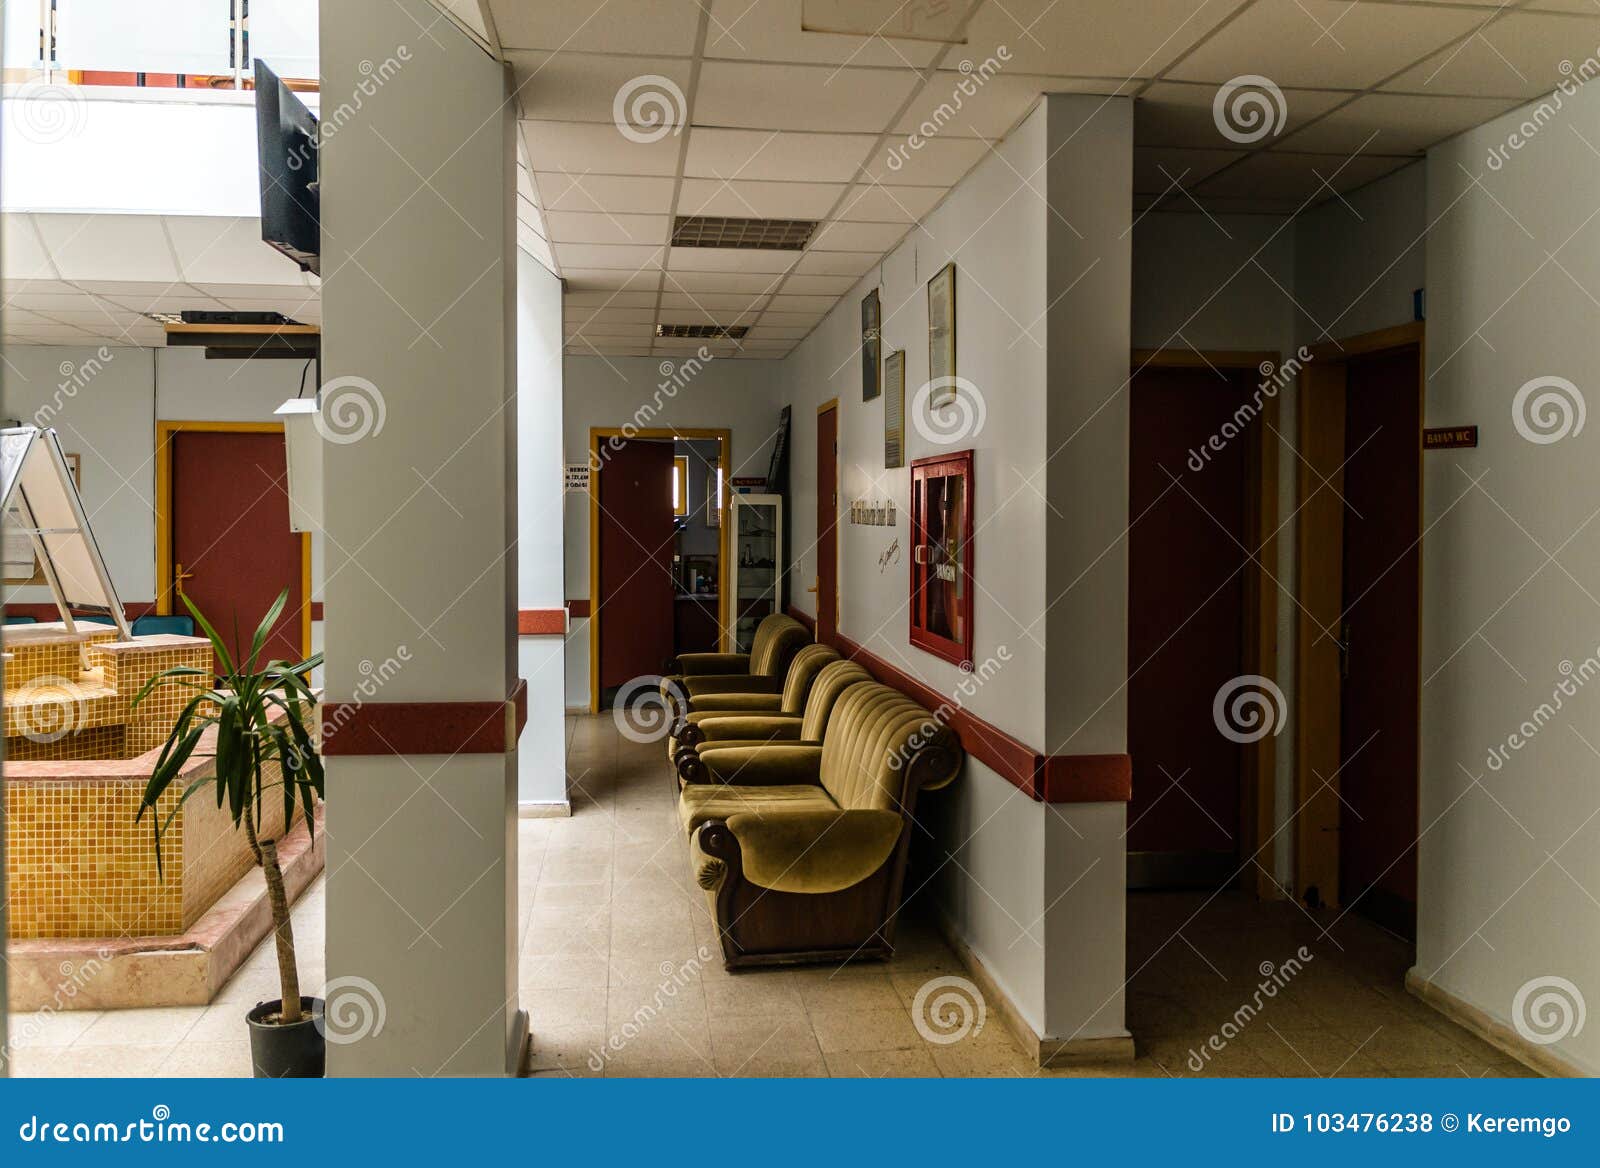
4, 711, 1536, 1078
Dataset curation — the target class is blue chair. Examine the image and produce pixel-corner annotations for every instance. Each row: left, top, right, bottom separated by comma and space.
133, 614, 195, 637
3, 614, 37, 625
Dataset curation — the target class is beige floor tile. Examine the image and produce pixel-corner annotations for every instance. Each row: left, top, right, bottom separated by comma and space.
709, 1016, 821, 1071
519, 952, 613, 991
602, 1058, 717, 1078
825, 1048, 942, 1077
809, 1007, 923, 1054
793, 967, 905, 1013
74, 1007, 203, 1048
702, 972, 806, 1019
523, 986, 609, 1030
5, 1009, 105, 1049
155, 1040, 252, 1078
526, 1024, 607, 1072
14, 1043, 174, 1078
930, 1040, 1038, 1078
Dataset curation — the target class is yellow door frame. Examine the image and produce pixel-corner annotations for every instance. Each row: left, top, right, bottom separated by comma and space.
588, 426, 732, 713
154, 420, 313, 660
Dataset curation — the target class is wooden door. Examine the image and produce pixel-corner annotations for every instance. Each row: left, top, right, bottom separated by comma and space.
169, 428, 306, 665
597, 440, 676, 694
816, 404, 839, 643
1126, 366, 1253, 887
1338, 346, 1422, 937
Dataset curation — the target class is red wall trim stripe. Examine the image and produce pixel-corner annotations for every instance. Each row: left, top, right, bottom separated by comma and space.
792, 607, 1130, 804
518, 608, 567, 636
321, 680, 529, 756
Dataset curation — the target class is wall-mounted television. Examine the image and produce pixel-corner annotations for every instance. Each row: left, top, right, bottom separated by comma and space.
255, 60, 321, 275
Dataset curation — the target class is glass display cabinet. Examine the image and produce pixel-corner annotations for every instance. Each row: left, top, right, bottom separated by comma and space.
729, 493, 783, 653
910, 450, 974, 670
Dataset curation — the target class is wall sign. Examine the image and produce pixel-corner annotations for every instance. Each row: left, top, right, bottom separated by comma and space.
861, 288, 882, 401
564, 463, 591, 492
927, 262, 956, 407
1423, 426, 1477, 450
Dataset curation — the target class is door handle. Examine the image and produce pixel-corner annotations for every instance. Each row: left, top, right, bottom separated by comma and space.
174, 561, 196, 599
1338, 620, 1351, 681
805, 576, 819, 594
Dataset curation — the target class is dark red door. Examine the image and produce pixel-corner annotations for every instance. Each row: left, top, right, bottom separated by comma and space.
1126, 366, 1252, 886
598, 440, 676, 694
170, 429, 305, 666
816, 406, 839, 644
1339, 346, 1422, 937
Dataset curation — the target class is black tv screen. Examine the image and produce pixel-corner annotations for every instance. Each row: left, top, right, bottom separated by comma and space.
255, 61, 321, 275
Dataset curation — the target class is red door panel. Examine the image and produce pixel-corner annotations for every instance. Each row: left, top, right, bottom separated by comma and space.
1339, 346, 1422, 937
1127, 367, 1252, 873
816, 406, 838, 644
170, 430, 305, 666
597, 440, 676, 692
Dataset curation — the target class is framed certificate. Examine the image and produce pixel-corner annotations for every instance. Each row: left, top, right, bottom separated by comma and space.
927, 262, 956, 406
884, 349, 906, 469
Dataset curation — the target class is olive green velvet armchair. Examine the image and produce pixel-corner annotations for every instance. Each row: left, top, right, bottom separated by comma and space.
680, 681, 962, 969
660, 613, 809, 711
664, 642, 840, 762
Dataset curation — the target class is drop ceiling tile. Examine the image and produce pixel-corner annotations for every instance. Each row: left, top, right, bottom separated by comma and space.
660, 291, 772, 311
705, 0, 945, 68
809, 220, 910, 251
793, 250, 881, 276
746, 324, 814, 339
6, 324, 95, 342
1194, 151, 1414, 202
562, 267, 663, 292
219, 296, 321, 318
861, 135, 992, 185
535, 171, 677, 215
4, 290, 105, 311
92, 290, 222, 313
508, 52, 693, 127
1134, 146, 1245, 193
1280, 92, 1522, 154
553, 242, 666, 270
663, 270, 788, 294
566, 290, 660, 307
29, 307, 145, 327
567, 306, 660, 324
546, 211, 670, 245
193, 282, 319, 301
961, 0, 1241, 77
34, 214, 181, 284
767, 293, 840, 314
777, 273, 856, 295
520, 228, 558, 272
836, 182, 947, 222
566, 322, 658, 339
694, 61, 921, 134
667, 246, 797, 274
677, 178, 845, 219
489, 0, 703, 54
4, 308, 54, 327
893, 73, 1062, 139
518, 165, 537, 204
656, 305, 762, 326
1135, 81, 1351, 149
1383, 13, 1600, 98
166, 217, 309, 287
569, 345, 655, 357
684, 127, 877, 183
2, 279, 79, 297
1, 214, 55, 281
1168, 0, 1488, 89
758, 311, 826, 328
521, 120, 682, 177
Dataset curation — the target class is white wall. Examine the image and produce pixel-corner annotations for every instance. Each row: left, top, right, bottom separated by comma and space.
561, 353, 784, 707
516, 248, 567, 808
1417, 95, 1600, 1075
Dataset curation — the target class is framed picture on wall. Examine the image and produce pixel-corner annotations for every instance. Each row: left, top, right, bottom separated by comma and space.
884, 348, 906, 469
927, 262, 956, 407
861, 288, 882, 401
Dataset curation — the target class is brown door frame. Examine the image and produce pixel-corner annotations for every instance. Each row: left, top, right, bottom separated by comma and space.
1293, 321, 1425, 909
587, 425, 732, 713
813, 398, 839, 641
154, 420, 313, 660
1131, 350, 1282, 900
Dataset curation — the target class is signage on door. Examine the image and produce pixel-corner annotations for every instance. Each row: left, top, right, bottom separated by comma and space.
1423, 426, 1477, 450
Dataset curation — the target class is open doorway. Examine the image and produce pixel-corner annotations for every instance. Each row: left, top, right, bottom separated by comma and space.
1295, 324, 1424, 940
1125, 352, 1279, 893
587, 427, 730, 711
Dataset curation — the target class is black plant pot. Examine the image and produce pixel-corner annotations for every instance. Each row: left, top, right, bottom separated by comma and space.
246, 997, 326, 1078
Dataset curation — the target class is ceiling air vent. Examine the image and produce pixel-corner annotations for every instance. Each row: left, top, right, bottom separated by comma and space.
671, 215, 817, 250
656, 324, 750, 340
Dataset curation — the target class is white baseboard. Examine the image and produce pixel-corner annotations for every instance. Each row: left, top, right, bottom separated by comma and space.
518, 800, 572, 819
1406, 968, 1584, 1077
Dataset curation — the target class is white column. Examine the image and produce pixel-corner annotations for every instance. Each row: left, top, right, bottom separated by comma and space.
319, 0, 520, 1075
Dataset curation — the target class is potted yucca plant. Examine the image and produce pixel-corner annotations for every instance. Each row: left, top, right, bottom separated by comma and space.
134, 588, 325, 1077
